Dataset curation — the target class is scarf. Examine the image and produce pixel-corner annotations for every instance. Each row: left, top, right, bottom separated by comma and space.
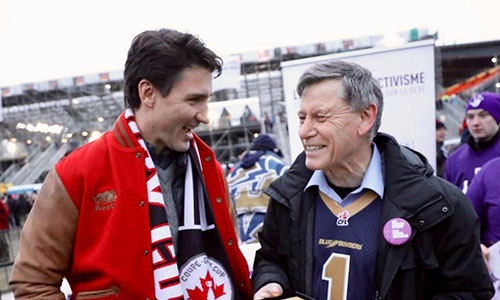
124, 109, 238, 300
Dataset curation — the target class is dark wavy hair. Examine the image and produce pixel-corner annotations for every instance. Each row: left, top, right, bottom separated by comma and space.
123, 28, 223, 108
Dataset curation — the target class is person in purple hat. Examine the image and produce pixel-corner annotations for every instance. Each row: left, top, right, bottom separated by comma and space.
444, 92, 500, 193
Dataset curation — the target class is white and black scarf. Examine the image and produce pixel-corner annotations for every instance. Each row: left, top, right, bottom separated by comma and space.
124, 109, 239, 300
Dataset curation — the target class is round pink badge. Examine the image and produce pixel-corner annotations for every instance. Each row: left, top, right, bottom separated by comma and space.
383, 218, 412, 245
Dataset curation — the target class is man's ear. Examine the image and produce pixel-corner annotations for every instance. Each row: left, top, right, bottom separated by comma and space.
358, 103, 378, 136
138, 79, 155, 108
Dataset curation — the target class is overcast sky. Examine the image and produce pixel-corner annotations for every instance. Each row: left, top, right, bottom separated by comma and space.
0, 0, 498, 87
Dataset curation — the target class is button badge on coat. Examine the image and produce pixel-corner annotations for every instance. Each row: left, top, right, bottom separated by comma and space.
383, 218, 412, 245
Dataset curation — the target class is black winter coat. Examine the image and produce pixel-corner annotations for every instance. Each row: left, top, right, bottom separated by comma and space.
252, 133, 493, 300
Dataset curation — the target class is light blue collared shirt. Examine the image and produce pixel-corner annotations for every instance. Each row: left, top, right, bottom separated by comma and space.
305, 144, 385, 207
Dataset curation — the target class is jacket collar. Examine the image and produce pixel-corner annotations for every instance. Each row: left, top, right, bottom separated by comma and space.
466, 127, 500, 150
374, 133, 443, 217
112, 110, 142, 149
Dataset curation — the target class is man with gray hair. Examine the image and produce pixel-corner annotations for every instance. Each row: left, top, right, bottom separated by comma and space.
252, 60, 493, 300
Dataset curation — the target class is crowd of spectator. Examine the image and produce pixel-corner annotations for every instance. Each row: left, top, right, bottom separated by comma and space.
438, 91, 500, 297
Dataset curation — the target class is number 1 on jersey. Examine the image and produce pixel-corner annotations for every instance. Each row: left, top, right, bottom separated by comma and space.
322, 253, 350, 300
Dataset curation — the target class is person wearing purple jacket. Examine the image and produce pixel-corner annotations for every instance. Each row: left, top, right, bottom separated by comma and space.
444, 92, 500, 193
466, 156, 500, 247
467, 156, 500, 298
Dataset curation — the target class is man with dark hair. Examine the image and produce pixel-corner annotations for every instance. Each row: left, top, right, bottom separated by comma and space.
11, 29, 252, 300
444, 92, 500, 193
252, 60, 493, 300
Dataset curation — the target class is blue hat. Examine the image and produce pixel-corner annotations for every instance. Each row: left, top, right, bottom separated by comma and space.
240, 134, 283, 169
251, 134, 282, 157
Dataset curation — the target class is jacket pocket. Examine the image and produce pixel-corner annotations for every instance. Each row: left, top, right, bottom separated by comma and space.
75, 286, 120, 299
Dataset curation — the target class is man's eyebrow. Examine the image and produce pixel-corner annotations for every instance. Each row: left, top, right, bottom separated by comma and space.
298, 107, 331, 115
186, 92, 211, 99
312, 107, 332, 115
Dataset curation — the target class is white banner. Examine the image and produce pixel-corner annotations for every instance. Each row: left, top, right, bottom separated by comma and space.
213, 55, 241, 92
0, 92, 3, 122
282, 40, 436, 170
197, 97, 260, 131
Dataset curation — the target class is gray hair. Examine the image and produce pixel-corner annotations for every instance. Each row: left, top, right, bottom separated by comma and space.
297, 60, 384, 140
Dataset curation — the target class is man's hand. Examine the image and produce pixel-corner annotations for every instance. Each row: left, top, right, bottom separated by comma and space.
480, 244, 491, 272
253, 282, 283, 300
481, 244, 489, 261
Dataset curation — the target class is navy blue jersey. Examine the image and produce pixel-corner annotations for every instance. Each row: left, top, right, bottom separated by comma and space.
312, 190, 381, 300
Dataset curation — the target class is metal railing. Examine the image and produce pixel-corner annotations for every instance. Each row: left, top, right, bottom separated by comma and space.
8, 144, 56, 185
0, 227, 21, 293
